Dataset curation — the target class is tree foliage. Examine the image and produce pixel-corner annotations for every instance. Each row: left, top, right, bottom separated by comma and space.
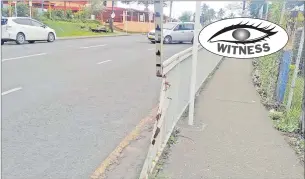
217, 8, 225, 19
12, 2, 29, 17
179, 11, 192, 22
200, 3, 216, 24
121, 0, 167, 12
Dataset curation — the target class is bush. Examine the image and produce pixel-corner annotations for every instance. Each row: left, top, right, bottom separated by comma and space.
52, 9, 65, 20
1, 8, 9, 17
74, 8, 90, 22
66, 9, 73, 20
12, 2, 30, 17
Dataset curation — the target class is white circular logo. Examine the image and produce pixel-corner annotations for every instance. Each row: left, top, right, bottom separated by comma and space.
198, 17, 289, 59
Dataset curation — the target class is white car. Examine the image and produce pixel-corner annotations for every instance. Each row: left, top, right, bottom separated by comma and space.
147, 22, 200, 44
1, 17, 56, 45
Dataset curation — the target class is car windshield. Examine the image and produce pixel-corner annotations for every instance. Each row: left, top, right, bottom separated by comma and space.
163, 23, 177, 30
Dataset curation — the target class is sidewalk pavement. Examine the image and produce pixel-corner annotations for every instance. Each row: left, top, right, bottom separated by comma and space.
159, 58, 304, 179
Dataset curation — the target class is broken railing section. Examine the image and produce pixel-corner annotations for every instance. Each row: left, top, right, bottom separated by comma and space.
152, 76, 171, 146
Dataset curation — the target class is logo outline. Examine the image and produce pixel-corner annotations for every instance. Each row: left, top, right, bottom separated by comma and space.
198, 17, 289, 59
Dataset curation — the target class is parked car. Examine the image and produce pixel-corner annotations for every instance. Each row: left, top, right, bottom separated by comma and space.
1, 17, 56, 45
147, 22, 200, 44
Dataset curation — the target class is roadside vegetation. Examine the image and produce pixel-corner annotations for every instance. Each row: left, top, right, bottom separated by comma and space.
252, 0, 304, 163
1, 1, 115, 37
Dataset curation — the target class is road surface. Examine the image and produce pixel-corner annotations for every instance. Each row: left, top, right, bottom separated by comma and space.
2, 35, 191, 179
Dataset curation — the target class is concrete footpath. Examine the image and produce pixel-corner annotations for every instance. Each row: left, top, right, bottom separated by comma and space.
159, 58, 304, 179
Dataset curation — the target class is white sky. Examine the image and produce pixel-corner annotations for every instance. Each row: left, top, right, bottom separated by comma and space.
117, 1, 232, 18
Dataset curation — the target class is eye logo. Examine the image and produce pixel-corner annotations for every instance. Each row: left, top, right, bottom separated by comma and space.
198, 18, 289, 59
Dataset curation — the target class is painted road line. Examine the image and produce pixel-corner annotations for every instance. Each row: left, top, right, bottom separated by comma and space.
97, 60, 112, 65
79, 44, 107, 49
2, 53, 47, 62
90, 106, 158, 179
2, 87, 22, 96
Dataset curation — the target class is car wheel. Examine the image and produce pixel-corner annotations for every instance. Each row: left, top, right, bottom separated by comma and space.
191, 38, 194, 44
151, 41, 155, 44
28, 40, 35, 44
1, 40, 4, 45
163, 36, 172, 44
16, 33, 25, 44
47, 32, 55, 42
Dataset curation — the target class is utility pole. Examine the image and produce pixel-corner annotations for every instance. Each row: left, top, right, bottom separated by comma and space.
110, 0, 114, 33
29, 0, 32, 18
242, 0, 246, 16
169, 1, 173, 22
301, 0, 305, 137
14, 1, 17, 17
8, 0, 12, 17
41, 0, 44, 13
48, 1, 51, 19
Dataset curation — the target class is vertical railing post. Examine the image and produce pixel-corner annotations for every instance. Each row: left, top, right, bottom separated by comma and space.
279, 1, 286, 25
188, 1, 201, 126
286, 28, 304, 110
265, 1, 269, 20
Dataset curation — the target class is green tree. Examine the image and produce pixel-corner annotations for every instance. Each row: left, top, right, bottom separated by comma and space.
217, 8, 225, 19
1, 8, 9, 17
12, 2, 29, 17
200, 4, 217, 24
121, 0, 167, 12
179, 11, 192, 22
207, 8, 216, 22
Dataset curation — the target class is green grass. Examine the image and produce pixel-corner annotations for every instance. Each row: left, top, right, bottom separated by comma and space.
42, 20, 115, 37
276, 70, 304, 132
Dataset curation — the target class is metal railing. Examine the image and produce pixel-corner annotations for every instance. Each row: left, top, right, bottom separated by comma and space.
139, 45, 223, 179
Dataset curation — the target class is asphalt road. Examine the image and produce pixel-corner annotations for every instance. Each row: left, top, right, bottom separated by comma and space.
2, 35, 191, 179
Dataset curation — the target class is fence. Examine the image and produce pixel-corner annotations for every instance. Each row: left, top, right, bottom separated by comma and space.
139, 45, 223, 178
254, 1, 305, 134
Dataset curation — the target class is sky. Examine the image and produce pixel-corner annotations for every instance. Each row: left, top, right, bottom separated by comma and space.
117, 1, 232, 18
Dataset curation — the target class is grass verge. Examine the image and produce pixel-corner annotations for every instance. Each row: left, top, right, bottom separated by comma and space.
43, 20, 116, 37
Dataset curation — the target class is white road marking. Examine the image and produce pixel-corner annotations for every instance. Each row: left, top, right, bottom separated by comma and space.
80, 44, 107, 49
97, 60, 112, 65
2, 53, 47, 62
148, 48, 154, 51
2, 87, 22, 96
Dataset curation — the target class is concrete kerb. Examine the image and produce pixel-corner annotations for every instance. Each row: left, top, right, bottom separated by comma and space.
57, 34, 131, 40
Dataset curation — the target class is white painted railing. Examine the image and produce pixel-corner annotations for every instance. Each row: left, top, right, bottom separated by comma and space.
139, 46, 223, 179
